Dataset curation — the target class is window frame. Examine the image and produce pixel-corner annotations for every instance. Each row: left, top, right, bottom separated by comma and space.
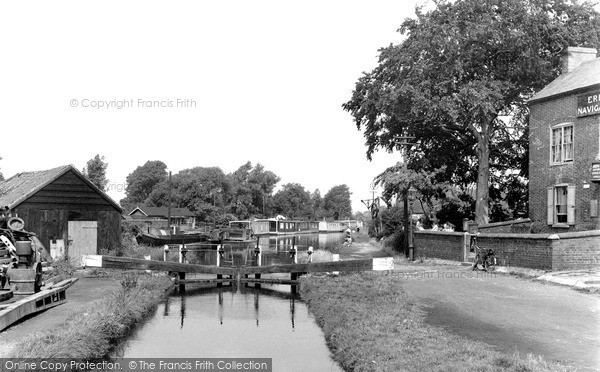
550, 123, 574, 165
547, 184, 576, 226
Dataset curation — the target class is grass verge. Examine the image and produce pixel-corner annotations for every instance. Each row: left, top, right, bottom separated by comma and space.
301, 273, 574, 372
7, 274, 173, 358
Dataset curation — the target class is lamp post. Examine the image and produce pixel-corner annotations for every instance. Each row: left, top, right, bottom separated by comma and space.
407, 186, 416, 261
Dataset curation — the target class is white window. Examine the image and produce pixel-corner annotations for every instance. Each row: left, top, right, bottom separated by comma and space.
551, 124, 573, 164
547, 185, 575, 225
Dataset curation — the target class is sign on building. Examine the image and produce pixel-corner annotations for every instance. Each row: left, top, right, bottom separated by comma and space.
577, 90, 600, 117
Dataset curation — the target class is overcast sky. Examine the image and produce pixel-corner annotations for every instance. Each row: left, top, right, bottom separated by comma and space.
0, 1, 445, 213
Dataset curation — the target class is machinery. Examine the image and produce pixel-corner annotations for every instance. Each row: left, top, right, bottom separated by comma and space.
0, 216, 43, 295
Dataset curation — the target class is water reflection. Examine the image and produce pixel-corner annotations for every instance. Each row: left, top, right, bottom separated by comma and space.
116, 285, 343, 372
190, 232, 346, 267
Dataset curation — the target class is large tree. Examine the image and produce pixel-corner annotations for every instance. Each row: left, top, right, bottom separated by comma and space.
343, 0, 600, 224
273, 183, 312, 219
310, 189, 324, 220
146, 166, 231, 222
323, 184, 353, 220
247, 163, 280, 217
82, 154, 109, 191
228, 161, 280, 218
120, 160, 168, 211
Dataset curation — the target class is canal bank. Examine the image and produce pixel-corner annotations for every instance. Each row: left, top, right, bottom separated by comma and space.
300, 270, 594, 371
4, 233, 591, 370
0, 274, 172, 358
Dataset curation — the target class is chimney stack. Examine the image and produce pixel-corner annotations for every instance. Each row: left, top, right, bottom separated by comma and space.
561, 46, 597, 74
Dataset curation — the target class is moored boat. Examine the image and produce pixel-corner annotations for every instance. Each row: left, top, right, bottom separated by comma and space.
136, 230, 212, 246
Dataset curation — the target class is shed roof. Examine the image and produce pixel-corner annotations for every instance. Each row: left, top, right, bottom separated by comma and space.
0, 164, 123, 212
128, 205, 195, 218
529, 57, 600, 103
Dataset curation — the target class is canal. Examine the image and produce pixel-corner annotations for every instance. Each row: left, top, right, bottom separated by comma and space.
114, 233, 347, 372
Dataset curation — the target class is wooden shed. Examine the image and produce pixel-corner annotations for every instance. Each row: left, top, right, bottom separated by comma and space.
0, 164, 123, 264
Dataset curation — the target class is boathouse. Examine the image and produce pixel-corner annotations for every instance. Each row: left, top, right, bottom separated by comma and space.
128, 205, 197, 231
528, 47, 600, 231
0, 164, 123, 263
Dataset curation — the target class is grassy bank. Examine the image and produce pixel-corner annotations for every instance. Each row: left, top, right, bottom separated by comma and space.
301, 273, 571, 372
7, 274, 173, 358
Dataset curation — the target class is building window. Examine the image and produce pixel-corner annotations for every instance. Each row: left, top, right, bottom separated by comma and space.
551, 124, 573, 164
547, 185, 575, 225
555, 186, 568, 223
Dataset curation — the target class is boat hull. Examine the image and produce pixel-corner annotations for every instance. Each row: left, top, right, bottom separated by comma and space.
136, 232, 210, 246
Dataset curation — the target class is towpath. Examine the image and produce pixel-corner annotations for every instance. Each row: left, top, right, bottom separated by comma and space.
0, 277, 121, 356
395, 264, 600, 371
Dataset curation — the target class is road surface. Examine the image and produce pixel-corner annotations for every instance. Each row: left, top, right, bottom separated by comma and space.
396, 265, 600, 371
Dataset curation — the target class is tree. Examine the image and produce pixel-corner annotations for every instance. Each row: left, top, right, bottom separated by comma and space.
227, 161, 281, 218
374, 163, 450, 225
310, 189, 324, 220
120, 161, 168, 211
343, 0, 600, 224
82, 154, 108, 191
273, 183, 312, 219
323, 185, 352, 220
247, 163, 280, 217
146, 166, 232, 223
0, 156, 4, 182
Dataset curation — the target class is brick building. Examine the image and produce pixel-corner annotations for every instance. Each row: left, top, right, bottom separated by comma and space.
528, 47, 600, 231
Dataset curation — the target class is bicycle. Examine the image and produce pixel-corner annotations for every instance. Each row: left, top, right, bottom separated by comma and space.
470, 235, 496, 271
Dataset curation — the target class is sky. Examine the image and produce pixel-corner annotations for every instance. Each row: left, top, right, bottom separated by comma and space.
0, 0, 432, 213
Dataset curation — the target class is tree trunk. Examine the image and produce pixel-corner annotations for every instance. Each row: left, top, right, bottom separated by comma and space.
475, 131, 490, 225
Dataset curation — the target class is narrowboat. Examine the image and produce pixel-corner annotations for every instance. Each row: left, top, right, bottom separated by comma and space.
249, 219, 318, 235
136, 229, 212, 246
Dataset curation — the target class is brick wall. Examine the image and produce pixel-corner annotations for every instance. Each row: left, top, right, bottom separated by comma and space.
413, 231, 464, 261
478, 219, 532, 233
529, 94, 600, 231
414, 230, 600, 270
475, 233, 553, 270
551, 230, 600, 269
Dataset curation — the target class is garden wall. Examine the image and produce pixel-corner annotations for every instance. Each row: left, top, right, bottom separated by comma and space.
413, 229, 600, 271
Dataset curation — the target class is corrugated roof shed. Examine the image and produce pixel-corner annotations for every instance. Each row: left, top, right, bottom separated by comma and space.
529, 57, 600, 103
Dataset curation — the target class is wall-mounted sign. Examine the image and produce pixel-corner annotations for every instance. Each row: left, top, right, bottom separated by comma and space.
578, 90, 600, 117
592, 161, 600, 183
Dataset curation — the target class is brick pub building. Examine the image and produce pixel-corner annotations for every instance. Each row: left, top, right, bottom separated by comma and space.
528, 47, 600, 231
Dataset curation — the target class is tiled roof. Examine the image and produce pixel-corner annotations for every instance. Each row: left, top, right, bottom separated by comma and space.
129, 205, 195, 218
529, 58, 600, 103
0, 164, 122, 212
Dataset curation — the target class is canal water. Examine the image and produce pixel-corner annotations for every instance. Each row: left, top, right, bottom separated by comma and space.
115, 233, 347, 372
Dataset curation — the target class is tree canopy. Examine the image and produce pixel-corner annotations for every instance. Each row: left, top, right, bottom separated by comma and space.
273, 183, 312, 219
323, 184, 353, 220
82, 154, 109, 191
120, 160, 168, 211
343, 0, 600, 224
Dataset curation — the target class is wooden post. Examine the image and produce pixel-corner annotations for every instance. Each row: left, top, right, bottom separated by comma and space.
290, 238, 298, 293
216, 244, 224, 288
178, 271, 185, 292
163, 245, 170, 262
254, 244, 261, 288
290, 273, 298, 294
179, 245, 184, 263
289, 245, 297, 264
